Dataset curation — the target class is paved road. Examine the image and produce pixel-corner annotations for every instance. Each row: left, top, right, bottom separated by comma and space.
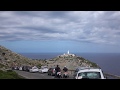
15, 70, 116, 79
14, 70, 73, 79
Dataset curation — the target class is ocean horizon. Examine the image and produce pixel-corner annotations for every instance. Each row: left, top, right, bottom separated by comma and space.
19, 52, 120, 76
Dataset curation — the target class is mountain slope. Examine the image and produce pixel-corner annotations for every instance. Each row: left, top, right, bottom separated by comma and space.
0, 45, 45, 69
0, 45, 100, 71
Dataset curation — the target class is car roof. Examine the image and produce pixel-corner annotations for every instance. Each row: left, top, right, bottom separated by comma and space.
76, 67, 100, 70
76, 67, 90, 70
41, 66, 47, 68
77, 68, 102, 73
49, 67, 55, 69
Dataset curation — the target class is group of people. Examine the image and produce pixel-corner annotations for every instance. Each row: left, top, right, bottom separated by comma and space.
54, 65, 68, 77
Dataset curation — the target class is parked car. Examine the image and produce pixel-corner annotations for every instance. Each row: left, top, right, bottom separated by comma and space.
48, 68, 55, 76
29, 66, 39, 73
74, 67, 106, 79
22, 66, 27, 71
26, 66, 32, 72
39, 66, 48, 73
22, 66, 32, 71
19, 66, 23, 71
12, 66, 19, 70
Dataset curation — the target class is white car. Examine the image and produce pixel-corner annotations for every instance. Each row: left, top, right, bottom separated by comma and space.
73, 67, 91, 78
19, 66, 23, 71
75, 67, 106, 79
39, 67, 48, 73
29, 66, 39, 73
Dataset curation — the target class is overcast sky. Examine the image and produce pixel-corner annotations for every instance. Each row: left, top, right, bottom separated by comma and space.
0, 11, 120, 53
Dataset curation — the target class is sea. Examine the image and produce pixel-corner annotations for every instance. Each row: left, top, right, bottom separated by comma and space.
19, 53, 120, 76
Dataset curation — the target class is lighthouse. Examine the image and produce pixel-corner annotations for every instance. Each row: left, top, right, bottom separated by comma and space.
67, 50, 69, 54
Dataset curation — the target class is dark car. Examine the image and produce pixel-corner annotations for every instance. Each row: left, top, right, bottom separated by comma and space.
12, 66, 19, 70
26, 66, 32, 72
48, 68, 55, 76
22, 66, 29, 71
22, 66, 32, 71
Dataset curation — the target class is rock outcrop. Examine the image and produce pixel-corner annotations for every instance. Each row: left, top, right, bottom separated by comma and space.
0, 45, 100, 71
47, 54, 100, 70
0, 45, 45, 68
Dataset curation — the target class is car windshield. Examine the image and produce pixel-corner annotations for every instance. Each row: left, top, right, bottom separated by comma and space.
42, 67, 48, 69
32, 67, 38, 69
78, 72, 101, 79
41, 67, 47, 69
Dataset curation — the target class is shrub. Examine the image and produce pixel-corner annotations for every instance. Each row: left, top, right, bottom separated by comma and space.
0, 70, 25, 79
37, 64, 41, 68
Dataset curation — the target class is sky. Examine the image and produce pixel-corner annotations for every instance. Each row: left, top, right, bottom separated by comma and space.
0, 11, 120, 53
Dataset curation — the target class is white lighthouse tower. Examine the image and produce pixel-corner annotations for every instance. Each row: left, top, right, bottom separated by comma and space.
67, 50, 69, 54
59, 50, 75, 57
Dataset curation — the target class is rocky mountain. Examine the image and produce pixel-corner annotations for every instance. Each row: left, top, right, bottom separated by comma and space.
0, 45, 46, 69
47, 53, 100, 70
0, 45, 100, 71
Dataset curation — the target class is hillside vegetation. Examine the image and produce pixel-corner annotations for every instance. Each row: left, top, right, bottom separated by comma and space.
0, 70, 25, 79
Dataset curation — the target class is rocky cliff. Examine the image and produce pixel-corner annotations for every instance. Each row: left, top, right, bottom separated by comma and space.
47, 54, 100, 70
0, 45, 100, 71
0, 45, 45, 69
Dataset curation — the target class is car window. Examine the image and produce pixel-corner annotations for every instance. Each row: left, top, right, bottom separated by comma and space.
49, 68, 52, 70
44, 68, 48, 69
78, 72, 101, 79
32, 67, 38, 69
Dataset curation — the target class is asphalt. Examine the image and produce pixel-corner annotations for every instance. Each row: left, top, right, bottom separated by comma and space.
14, 70, 116, 79
14, 70, 73, 79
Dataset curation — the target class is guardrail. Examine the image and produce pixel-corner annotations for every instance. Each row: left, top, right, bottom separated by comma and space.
68, 70, 120, 79
103, 73, 120, 79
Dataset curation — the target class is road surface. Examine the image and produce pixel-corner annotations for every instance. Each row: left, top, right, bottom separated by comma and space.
14, 70, 73, 79
14, 70, 117, 79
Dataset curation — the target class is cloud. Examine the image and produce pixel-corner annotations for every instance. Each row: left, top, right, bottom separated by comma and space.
0, 11, 120, 45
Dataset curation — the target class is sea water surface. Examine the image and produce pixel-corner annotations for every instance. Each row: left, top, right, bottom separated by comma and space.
19, 53, 120, 76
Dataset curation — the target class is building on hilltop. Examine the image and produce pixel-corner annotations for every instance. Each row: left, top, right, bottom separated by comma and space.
59, 50, 75, 57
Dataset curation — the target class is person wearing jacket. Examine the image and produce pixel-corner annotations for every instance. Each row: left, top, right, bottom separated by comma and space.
63, 66, 68, 72
63, 66, 69, 78
55, 65, 61, 77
